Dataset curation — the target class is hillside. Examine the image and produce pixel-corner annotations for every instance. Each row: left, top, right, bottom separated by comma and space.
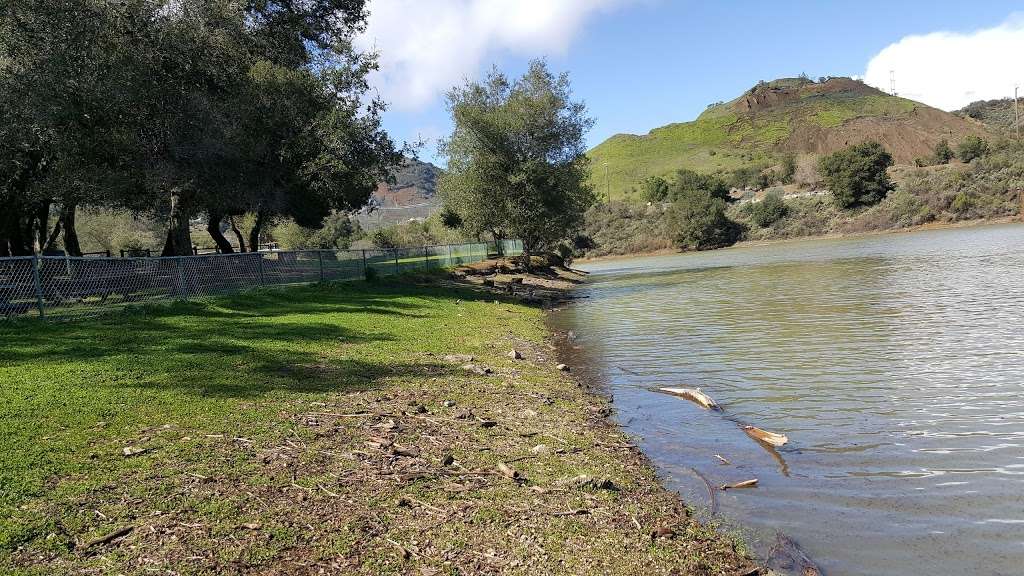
956, 98, 1021, 134
354, 157, 443, 230
588, 77, 994, 200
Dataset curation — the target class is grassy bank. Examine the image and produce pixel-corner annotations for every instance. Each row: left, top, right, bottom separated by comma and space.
0, 280, 753, 575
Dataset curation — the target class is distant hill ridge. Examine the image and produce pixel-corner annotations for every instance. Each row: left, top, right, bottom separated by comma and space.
956, 98, 1021, 134
588, 76, 994, 199
357, 157, 442, 230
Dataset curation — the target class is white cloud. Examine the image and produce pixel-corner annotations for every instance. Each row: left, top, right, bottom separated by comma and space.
864, 16, 1024, 111
355, 0, 634, 110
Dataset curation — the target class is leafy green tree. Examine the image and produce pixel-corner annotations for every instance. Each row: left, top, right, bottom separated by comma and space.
669, 169, 731, 202
818, 141, 894, 208
933, 139, 954, 164
439, 60, 596, 269
957, 135, 989, 163
639, 176, 670, 202
2, 0, 399, 257
669, 188, 743, 250
748, 191, 789, 227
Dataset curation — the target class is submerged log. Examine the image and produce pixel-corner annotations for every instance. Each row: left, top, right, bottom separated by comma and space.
766, 533, 823, 576
659, 387, 721, 410
742, 425, 788, 447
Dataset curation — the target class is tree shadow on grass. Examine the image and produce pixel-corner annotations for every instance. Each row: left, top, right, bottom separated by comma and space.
0, 280, 501, 400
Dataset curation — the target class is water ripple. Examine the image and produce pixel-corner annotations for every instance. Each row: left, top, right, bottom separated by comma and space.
551, 224, 1024, 576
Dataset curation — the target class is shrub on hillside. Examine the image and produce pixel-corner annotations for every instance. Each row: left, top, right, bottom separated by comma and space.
581, 202, 674, 257
957, 135, 989, 163
639, 176, 670, 202
748, 190, 789, 227
669, 169, 732, 202
933, 139, 954, 165
818, 141, 894, 208
779, 153, 797, 184
669, 188, 743, 250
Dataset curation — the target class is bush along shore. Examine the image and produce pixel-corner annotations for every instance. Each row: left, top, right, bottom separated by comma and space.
0, 274, 757, 575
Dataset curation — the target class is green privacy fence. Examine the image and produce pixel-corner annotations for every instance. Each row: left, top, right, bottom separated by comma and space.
0, 242, 492, 321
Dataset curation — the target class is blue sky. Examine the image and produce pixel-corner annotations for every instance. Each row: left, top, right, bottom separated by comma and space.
357, 1, 1024, 165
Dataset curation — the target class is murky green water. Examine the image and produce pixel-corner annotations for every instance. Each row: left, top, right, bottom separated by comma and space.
549, 224, 1024, 576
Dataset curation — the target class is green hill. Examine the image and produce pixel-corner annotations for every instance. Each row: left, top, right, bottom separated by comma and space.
588, 77, 992, 200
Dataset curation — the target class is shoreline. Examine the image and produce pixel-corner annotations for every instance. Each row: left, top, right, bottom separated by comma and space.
577, 215, 1023, 264
2, 278, 757, 575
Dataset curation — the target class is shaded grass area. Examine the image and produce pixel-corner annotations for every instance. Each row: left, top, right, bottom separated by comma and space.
0, 280, 753, 575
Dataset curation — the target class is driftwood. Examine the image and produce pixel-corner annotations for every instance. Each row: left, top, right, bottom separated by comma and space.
659, 387, 720, 410
742, 425, 788, 447
766, 533, 823, 576
719, 478, 758, 490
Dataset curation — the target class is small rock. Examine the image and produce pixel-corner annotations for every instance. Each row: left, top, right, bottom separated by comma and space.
440, 454, 455, 466
442, 400, 456, 408
392, 446, 421, 458
454, 409, 474, 420
443, 354, 475, 363
122, 446, 146, 457
508, 349, 523, 360
522, 409, 539, 418
461, 363, 493, 376
650, 526, 675, 540
530, 444, 550, 455
242, 522, 261, 530
556, 363, 570, 372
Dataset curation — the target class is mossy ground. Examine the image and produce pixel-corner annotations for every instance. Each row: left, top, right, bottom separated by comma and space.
0, 279, 754, 575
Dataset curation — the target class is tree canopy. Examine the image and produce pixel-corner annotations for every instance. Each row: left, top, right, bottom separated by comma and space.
668, 188, 743, 251
438, 61, 596, 266
818, 141, 894, 209
1, 0, 400, 256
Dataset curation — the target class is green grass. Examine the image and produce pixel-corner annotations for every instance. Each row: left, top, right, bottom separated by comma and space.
587, 81, 921, 200
0, 279, 753, 575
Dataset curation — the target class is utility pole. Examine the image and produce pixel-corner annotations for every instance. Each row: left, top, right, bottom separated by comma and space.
604, 162, 610, 199
1015, 85, 1020, 141
889, 70, 896, 96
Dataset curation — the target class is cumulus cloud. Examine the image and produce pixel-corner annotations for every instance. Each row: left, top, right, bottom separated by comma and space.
355, 0, 633, 110
864, 16, 1024, 111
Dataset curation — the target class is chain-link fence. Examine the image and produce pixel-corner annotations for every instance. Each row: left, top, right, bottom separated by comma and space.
0, 242, 491, 321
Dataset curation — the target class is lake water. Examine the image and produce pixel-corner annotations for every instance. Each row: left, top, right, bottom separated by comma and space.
549, 224, 1024, 576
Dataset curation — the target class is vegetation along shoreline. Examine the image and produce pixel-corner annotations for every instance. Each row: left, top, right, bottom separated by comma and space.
0, 271, 769, 574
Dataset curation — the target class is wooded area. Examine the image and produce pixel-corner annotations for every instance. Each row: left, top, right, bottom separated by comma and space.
1, 0, 401, 257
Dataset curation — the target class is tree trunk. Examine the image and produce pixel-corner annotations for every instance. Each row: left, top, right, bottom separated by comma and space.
206, 210, 234, 253
248, 210, 266, 253
1, 206, 32, 256
33, 202, 50, 254
60, 203, 82, 256
491, 229, 505, 257
43, 218, 63, 253
520, 241, 532, 272
161, 190, 193, 256
228, 215, 247, 252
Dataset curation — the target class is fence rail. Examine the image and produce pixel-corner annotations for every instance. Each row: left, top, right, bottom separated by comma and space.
0, 242, 501, 321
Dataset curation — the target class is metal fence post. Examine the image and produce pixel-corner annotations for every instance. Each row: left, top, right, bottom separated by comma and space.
361, 249, 367, 277
174, 256, 186, 299
424, 246, 429, 268
257, 252, 265, 286
394, 249, 399, 273
31, 255, 45, 319
318, 250, 325, 283
447, 244, 453, 266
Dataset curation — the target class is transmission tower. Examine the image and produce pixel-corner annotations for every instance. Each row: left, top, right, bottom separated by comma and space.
889, 70, 897, 96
